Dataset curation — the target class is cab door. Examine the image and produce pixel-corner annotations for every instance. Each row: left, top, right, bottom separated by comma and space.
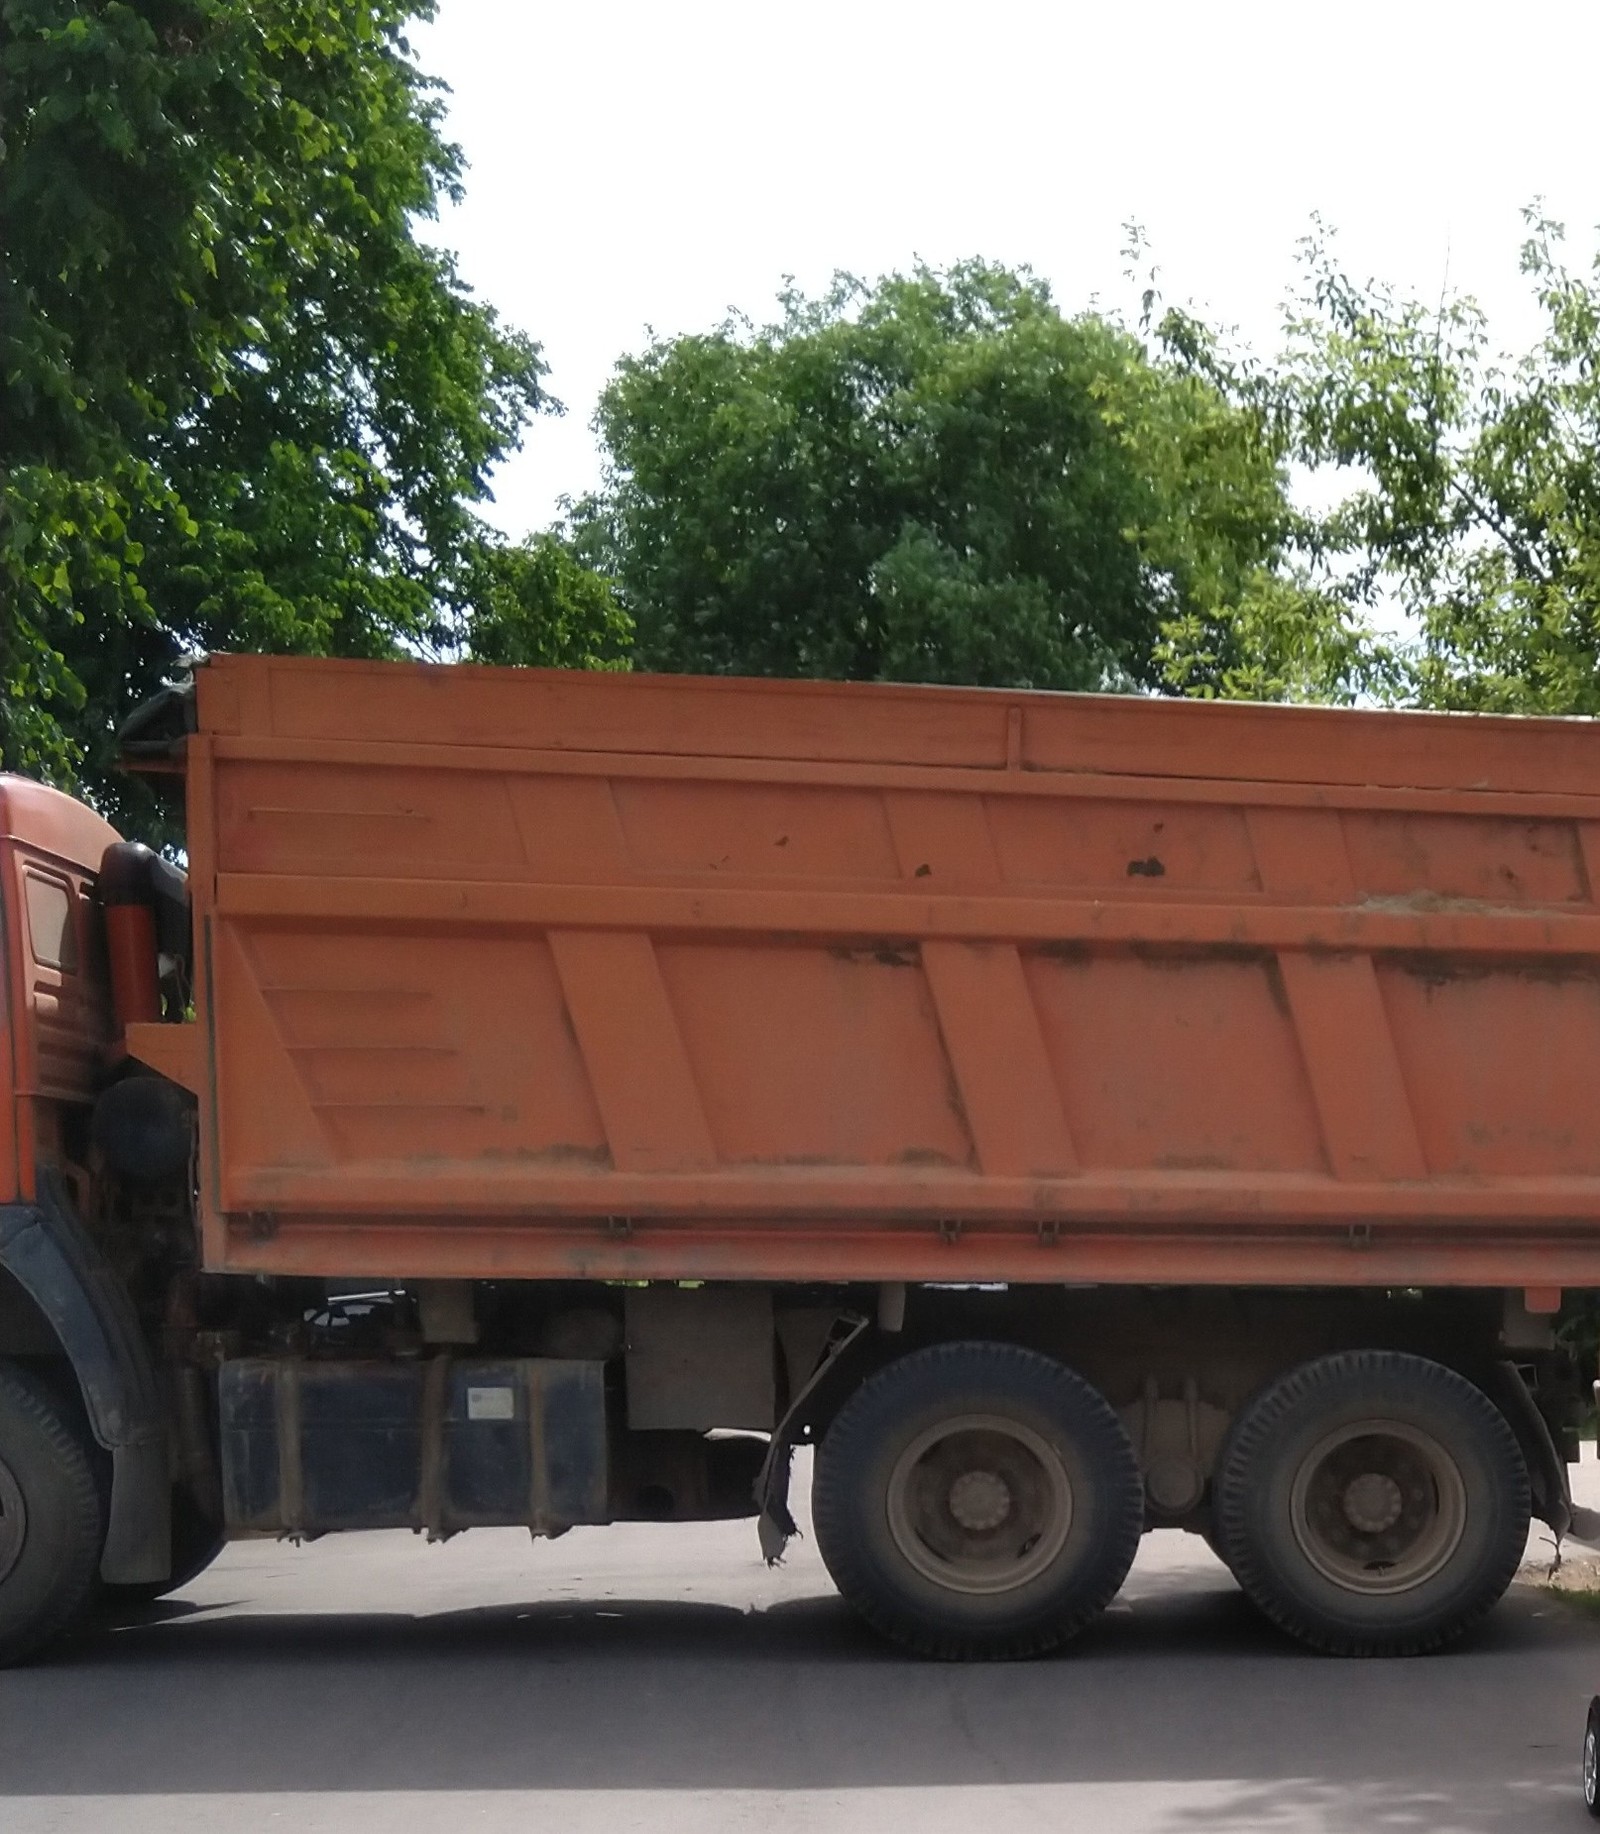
0, 843, 15, 1202
9, 848, 105, 1198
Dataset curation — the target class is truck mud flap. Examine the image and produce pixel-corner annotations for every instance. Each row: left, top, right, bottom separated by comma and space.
1493, 1358, 1573, 1543
0, 1174, 169, 1584
756, 1313, 871, 1563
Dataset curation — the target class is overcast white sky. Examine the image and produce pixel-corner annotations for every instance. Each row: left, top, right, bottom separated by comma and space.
415, 0, 1600, 542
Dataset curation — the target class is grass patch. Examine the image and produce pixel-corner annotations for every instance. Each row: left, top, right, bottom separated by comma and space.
1528, 1582, 1600, 1622
1521, 1551, 1600, 1614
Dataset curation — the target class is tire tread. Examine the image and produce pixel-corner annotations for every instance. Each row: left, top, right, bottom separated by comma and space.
0, 1361, 104, 1666
813, 1340, 1143, 1660
1214, 1349, 1529, 1657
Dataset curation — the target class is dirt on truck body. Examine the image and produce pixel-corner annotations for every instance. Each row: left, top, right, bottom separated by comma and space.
1, 652, 1598, 1663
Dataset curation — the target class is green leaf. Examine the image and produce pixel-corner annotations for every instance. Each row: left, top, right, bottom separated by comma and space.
2, 0, 548, 831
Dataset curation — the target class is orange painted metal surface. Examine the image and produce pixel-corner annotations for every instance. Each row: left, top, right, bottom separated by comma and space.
178, 653, 1600, 1286
0, 777, 120, 1201
105, 903, 161, 1026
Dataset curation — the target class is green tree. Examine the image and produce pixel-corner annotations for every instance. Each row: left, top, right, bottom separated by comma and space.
1, 0, 596, 823
464, 534, 632, 671
578, 261, 1332, 698
1267, 210, 1600, 713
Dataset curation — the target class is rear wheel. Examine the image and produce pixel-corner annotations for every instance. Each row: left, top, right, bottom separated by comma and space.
1214, 1351, 1529, 1656
813, 1341, 1143, 1659
0, 1361, 103, 1665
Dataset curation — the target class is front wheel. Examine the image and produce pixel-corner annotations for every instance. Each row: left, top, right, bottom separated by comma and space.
812, 1341, 1143, 1659
1213, 1351, 1529, 1656
0, 1361, 104, 1665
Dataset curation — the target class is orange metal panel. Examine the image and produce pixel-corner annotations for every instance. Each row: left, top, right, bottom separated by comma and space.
1246, 808, 1426, 1181
880, 792, 1074, 1177
655, 939, 973, 1172
124, 1022, 201, 1094
549, 932, 714, 1173
0, 778, 123, 874
209, 872, 1600, 955
209, 731, 1600, 822
0, 781, 120, 1197
195, 654, 1600, 796
918, 942, 1077, 1178
183, 655, 1600, 1287
214, 1214, 1600, 1291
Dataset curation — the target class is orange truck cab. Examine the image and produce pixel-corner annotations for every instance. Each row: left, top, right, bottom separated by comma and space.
0, 652, 1597, 1666
0, 777, 172, 1613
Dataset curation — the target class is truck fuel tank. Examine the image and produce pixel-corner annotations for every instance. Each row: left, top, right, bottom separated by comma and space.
216, 1355, 767, 1538
218, 1356, 609, 1538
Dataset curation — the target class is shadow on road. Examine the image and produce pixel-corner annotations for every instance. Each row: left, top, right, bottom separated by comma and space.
0, 1577, 1591, 1829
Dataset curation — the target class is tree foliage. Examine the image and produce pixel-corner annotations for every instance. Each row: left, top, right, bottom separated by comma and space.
463, 534, 632, 671
1266, 211, 1600, 714
12, 0, 1596, 823
1, 0, 609, 821
579, 262, 1323, 699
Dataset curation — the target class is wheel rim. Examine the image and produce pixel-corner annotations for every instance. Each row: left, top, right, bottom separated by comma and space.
1586, 1724, 1598, 1807
886, 1413, 1073, 1596
1288, 1418, 1467, 1597
0, 1454, 26, 1587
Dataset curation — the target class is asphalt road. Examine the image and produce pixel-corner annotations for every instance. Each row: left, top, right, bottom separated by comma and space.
3, 1453, 1598, 1834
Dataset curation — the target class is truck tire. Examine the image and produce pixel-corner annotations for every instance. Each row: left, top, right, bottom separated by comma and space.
1213, 1350, 1529, 1656
812, 1341, 1143, 1659
1585, 1696, 1600, 1817
0, 1360, 104, 1665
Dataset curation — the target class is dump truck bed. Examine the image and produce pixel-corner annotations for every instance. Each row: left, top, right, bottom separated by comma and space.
166, 653, 1600, 1288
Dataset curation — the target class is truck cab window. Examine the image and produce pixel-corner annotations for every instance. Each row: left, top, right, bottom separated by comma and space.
24, 872, 77, 972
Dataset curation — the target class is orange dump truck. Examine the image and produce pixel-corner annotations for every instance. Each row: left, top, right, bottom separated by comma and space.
1, 652, 1598, 1664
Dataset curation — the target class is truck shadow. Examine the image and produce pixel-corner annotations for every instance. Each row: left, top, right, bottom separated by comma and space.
0, 1579, 1589, 1829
